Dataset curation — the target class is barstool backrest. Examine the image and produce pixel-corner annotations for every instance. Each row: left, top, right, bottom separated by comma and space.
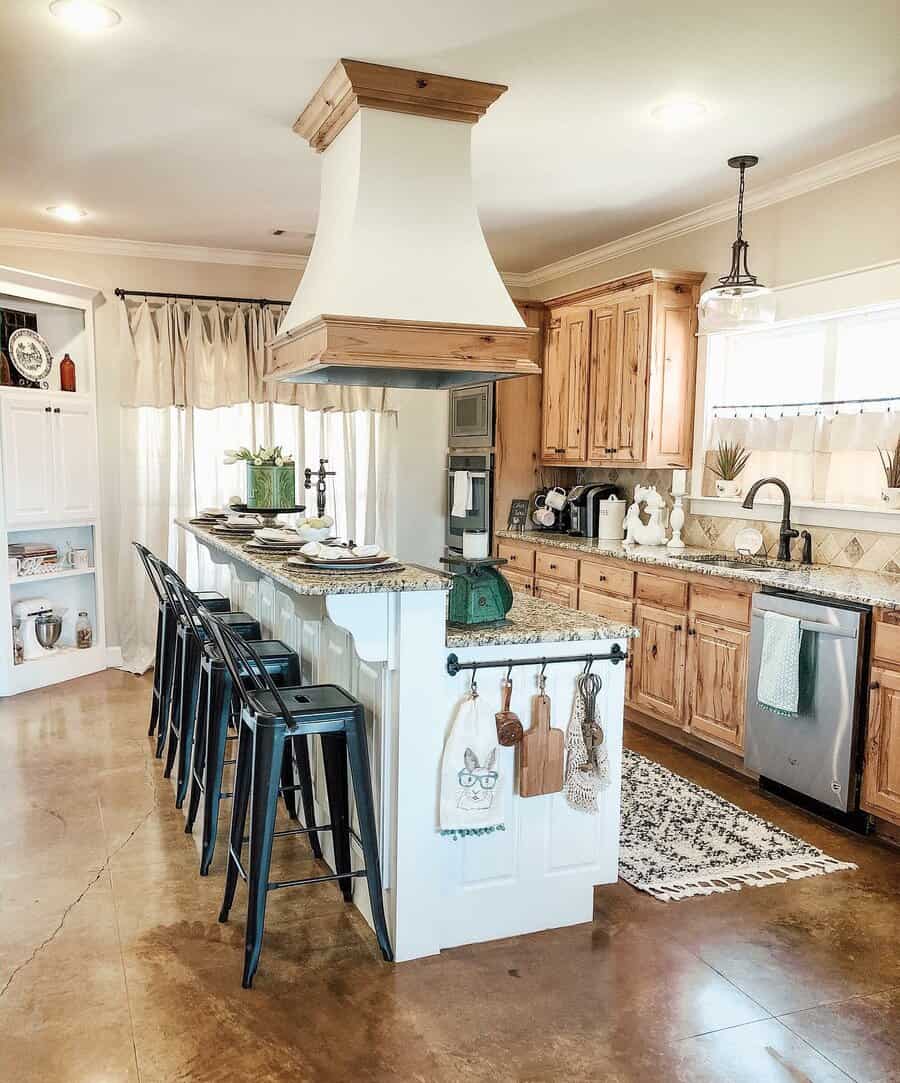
133, 541, 166, 606
155, 562, 204, 646
205, 615, 297, 731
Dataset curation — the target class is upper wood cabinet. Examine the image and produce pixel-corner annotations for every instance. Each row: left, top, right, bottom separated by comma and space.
541, 270, 703, 468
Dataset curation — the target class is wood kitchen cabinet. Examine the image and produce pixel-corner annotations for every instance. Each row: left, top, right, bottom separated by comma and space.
685, 618, 749, 754
631, 603, 687, 726
540, 270, 704, 469
862, 619, 900, 825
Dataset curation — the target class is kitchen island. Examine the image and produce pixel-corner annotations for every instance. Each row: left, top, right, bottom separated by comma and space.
178, 519, 636, 961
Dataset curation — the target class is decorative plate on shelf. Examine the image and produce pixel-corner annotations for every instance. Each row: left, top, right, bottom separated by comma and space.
8, 328, 53, 385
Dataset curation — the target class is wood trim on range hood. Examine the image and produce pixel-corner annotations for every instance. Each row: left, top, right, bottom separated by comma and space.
268, 314, 540, 390
271, 59, 535, 389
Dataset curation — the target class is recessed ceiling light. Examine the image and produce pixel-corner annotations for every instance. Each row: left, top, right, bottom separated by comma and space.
49, 0, 121, 31
46, 204, 89, 222
650, 99, 708, 128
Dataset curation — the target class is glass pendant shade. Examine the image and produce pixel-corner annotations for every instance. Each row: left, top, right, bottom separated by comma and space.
699, 156, 775, 333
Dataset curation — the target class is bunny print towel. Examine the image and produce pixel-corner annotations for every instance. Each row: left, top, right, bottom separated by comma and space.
439, 694, 506, 839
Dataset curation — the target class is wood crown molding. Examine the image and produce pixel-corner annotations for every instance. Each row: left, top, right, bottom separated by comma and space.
0, 228, 308, 272
507, 133, 900, 292
269, 313, 540, 388
293, 59, 507, 153
543, 268, 705, 309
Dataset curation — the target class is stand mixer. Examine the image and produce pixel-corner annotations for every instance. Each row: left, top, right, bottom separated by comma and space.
12, 598, 61, 659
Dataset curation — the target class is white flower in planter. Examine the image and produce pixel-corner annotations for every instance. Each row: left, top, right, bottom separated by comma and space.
253, 457, 262, 466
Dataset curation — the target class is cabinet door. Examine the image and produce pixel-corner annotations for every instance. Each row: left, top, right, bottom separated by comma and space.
503, 569, 534, 596
586, 304, 618, 461
861, 667, 900, 824
541, 309, 589, 463
1, 394, 55, 526
534, 577, 577, 609
646, 285, 698, 468
53, 400, 99, 520
685, 618, 748, 753
608, 295, 649, 463
631, 603, 686, 726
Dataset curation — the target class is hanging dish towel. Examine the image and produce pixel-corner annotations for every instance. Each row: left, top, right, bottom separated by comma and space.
439, 694, 505, 839
451, 471, 472, 518
564, 687, 611, 814
757, 611, 802, 716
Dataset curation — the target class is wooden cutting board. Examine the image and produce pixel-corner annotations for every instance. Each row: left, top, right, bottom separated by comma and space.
518, 692, 564, 797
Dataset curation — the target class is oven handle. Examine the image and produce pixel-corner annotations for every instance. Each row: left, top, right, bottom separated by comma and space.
751, 609, 857, 638
447, 470, 487, 479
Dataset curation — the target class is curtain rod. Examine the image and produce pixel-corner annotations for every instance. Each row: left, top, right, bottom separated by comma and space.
713, 394, 900, 411
114, 288, 290, 307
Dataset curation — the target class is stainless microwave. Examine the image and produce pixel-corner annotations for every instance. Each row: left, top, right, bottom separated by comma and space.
449, 383, 494, 448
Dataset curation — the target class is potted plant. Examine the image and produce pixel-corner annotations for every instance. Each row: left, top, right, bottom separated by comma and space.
878, 436, 900, 509
710, 440, 751, 498
224, 446, 296, 509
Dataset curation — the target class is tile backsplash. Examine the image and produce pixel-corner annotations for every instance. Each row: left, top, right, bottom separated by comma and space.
578, 467, 900, 574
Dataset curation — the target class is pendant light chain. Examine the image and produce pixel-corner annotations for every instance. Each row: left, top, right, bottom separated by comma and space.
735, 162, 746, 243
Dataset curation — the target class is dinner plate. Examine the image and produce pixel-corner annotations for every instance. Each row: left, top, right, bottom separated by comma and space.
298, 552, 390, 567
8, 328, 53, 383
734, 527, 764, 556
286, 558, 404, 574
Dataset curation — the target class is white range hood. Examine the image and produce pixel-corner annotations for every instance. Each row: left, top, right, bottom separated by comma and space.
269, 60, 540, 390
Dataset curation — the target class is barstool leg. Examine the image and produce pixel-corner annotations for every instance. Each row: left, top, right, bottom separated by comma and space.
346, 711, 393, 963
148, 606, 163, 737
219, 714, 253, 924
243, 722, 285, 989
175, 637, 202, 808
198, 673, 232, 875
185, 663, 209, 833
292, 735, 321, 860
279, 744, 298, 821
155, 610, 177, 758
321, 733, 353, 901
163, 634, 184, 777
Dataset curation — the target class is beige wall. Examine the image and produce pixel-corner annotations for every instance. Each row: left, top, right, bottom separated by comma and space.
523, 158, 900, 301
0, 245, 449, 646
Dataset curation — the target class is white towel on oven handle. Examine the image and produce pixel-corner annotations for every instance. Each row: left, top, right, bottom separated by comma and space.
451, 470, 472, 518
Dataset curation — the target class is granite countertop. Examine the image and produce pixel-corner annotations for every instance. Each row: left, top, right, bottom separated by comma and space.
496, 529, 900, 611
446, 593, 638, 648
178, 519, 451, 597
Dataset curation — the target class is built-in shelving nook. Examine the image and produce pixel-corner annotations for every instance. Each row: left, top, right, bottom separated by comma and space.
0, 266, 106, 695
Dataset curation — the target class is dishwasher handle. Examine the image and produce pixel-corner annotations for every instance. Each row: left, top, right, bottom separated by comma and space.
751, 608, 858, 639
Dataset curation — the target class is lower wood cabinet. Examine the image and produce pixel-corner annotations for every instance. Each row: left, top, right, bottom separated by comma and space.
534, 577, 577, 608
504, 569, 534, 595
862, 666, 900, 823
685, 618, 749, 754
631, 603, 686, 726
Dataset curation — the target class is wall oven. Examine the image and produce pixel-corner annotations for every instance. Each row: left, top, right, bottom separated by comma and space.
448, 383, 494, 448
446, 451, 493, 552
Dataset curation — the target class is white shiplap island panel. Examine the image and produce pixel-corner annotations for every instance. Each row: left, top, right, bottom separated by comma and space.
179, 519, 632, 961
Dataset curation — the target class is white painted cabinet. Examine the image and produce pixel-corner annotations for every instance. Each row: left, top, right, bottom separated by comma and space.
1, 394, 55, 525
1, 392, 98, 526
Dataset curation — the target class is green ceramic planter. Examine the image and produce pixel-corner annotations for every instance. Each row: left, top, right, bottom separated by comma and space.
246, 463, 296, 509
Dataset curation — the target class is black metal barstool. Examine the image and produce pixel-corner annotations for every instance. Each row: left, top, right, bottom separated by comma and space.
208, 616, 393, 988
166, 575, 321, 876
148, 555, 261, 806
132, 542, 230, 747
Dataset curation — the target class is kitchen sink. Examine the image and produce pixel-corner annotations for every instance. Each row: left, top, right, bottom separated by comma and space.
677, 554, 794, 574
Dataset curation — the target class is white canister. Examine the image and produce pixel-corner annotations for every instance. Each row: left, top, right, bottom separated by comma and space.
462, 530, 490, 559
594, 495, 627, 541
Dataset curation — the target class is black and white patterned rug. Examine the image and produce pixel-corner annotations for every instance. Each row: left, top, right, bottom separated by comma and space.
619, 750, 857, 901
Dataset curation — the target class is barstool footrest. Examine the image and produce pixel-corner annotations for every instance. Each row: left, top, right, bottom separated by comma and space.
268, 869, 367, 891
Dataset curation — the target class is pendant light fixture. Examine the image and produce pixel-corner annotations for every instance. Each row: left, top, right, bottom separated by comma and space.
699, 155, 775, 332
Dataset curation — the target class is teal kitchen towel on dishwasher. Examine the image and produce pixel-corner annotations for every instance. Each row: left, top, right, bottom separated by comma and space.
757, 611, 803, 717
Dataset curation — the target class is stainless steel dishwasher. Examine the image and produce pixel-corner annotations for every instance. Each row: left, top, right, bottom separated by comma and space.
745, 588, 870, 814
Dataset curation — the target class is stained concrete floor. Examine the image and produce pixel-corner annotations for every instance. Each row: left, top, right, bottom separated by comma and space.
1, 669, 898, 1083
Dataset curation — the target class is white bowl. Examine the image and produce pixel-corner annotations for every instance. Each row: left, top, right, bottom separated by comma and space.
296, 525, 332, 543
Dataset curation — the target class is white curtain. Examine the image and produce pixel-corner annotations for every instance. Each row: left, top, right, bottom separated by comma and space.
116, 299, 397, 674
708, 411, 900, 504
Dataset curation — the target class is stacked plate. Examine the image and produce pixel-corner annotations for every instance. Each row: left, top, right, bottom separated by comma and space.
286, 542, 404, 574
244, 527, 308, 555
210, 513, 264, 538
188, 507, 228, 526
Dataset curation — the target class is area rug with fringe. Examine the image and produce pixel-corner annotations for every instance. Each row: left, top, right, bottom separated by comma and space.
619, 750, 856, 901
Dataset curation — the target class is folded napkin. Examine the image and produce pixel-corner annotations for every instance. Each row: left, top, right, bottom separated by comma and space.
757, 611, 803, 717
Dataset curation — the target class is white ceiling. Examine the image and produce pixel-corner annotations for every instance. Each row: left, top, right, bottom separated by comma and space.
2, 0, 899, 272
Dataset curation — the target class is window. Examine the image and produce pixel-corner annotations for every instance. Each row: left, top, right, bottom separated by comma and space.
703, 304, 900, 509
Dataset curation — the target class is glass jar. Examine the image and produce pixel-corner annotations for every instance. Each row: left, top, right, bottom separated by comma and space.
75, 611, 93, 649
60, 353, 77, 392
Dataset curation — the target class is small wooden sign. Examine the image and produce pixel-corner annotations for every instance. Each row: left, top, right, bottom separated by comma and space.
507, 499, 530, 531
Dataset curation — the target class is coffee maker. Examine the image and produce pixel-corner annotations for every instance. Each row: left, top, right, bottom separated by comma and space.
568, 484, 626, 537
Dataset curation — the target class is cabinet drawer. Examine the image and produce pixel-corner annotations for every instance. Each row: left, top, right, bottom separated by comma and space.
873, 618, 900, 668
535, 550, 579, 583
578, 589, 633, 625
580, 558, 634, 598
534, 578, 578, 609
497, 541, 535, 573
689, 582, 751, 626
503, 569, 534, 596
636, 571, 688, 610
